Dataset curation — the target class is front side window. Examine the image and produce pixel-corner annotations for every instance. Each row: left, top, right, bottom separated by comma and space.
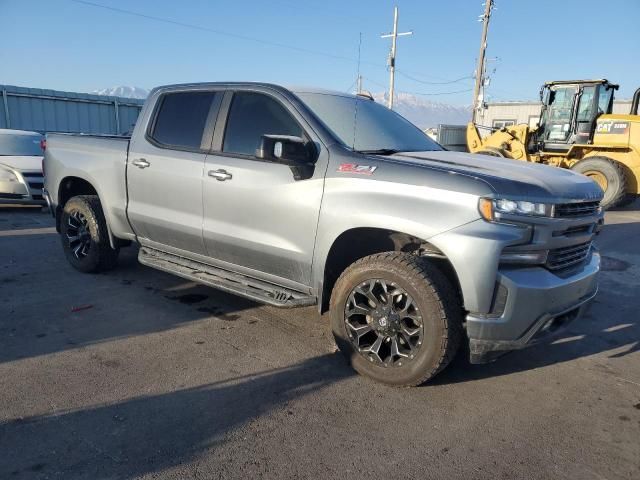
151, 91, 216, 149
576, 86, 596, 122
597, 87, 614, 115
223, 92, 303, 156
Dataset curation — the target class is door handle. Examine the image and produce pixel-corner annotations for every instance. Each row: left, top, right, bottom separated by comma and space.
208, 169, 232, 181
132, 158, 151, 169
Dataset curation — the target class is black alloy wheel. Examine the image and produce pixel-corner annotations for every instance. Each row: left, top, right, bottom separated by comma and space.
66, 210, 92, 259
345, 279, 423, 367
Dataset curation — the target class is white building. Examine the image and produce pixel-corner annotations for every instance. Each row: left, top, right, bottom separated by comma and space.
479, 100, 633, 132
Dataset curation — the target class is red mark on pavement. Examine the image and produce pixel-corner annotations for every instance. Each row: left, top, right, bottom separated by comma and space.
71, 305, 93, 313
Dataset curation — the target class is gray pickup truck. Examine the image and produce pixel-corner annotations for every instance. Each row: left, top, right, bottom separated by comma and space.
43, 82, 604, 386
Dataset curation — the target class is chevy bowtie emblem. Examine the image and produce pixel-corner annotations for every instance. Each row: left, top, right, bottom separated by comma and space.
337, 163, 377, 175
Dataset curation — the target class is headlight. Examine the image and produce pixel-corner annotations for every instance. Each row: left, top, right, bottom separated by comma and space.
0, 167, 19, 182
500, 249, 548, 265
479, 197, 554, 221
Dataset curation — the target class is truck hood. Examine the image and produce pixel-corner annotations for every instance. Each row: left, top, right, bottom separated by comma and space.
383, 150, 603, 203
0, 155, 43, 172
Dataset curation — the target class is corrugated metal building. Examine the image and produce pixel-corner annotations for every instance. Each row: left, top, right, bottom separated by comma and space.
479, 100, 633, 134
0, 85, 145, 135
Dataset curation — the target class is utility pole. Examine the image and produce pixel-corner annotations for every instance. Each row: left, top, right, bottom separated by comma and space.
472, 0, 494, 124
381, 6, 412, 109
357, 74, 363, 94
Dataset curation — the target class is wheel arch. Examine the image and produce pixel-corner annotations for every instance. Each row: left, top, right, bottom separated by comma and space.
317, 227, 462, 314
56, 175, 117, 249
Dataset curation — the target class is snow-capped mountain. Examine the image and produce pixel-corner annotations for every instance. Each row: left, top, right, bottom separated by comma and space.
372, 92, 470, 129
92, 86, 149, 99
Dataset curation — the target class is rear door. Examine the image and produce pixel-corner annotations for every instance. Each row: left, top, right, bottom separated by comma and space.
127, 89, 220, 255
202, 89, 327, 289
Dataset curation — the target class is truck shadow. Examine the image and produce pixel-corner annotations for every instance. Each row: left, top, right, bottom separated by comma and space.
435, 288, 639, 384
0, 353, 354, 479
0, 240, 262, 365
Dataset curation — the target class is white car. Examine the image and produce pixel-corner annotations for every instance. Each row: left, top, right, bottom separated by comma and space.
0, 129, 45, 205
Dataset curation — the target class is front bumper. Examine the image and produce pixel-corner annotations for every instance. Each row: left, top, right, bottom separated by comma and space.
466, 249, 599, 363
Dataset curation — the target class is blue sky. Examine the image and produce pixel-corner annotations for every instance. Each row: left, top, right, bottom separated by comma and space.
2, 0, 639, 105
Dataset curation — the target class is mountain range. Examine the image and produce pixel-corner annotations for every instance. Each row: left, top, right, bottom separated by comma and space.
92, 86, 470, 128
92, 86, 150, 99
372, 92, 470, 129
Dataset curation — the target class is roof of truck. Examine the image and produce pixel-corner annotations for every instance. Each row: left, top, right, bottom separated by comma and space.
150, 82, 356, 99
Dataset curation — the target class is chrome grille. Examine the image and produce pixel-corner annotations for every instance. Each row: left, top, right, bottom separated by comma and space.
554, 201, 600, 217
546, 242, 592, 271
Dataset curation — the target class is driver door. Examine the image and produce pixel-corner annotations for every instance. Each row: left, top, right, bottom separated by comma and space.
201, 89, 327, 290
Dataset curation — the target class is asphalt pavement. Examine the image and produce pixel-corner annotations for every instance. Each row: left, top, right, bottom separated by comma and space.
1, 203, 639, 479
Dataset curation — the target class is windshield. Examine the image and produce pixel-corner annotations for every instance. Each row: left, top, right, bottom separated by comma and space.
295, 92, 442, 153
0, 132, 43, 156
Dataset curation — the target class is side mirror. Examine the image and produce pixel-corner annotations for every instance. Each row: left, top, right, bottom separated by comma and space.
256, 135, 316, 165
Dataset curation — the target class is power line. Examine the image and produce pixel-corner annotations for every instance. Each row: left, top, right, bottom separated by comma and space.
399, 88, 473, 96
345, 79, 357, 93
69, 0, 382, 68
396, 70, 473, 85
69, 0, 481, 98
365, 77, 471, 97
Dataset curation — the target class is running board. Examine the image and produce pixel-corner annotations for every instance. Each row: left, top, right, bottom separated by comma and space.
138, 247, 316, 308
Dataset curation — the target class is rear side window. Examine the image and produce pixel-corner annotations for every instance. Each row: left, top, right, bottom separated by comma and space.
223, 92, 303, 156
151, 91, 216, 149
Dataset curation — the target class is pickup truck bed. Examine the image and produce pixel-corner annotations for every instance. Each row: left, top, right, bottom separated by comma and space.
44, 134, 133, 245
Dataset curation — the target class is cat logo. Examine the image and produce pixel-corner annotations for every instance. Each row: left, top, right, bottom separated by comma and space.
596, 121, 629, 135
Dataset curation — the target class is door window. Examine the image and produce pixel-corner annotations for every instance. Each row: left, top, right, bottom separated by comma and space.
576, 86, 596, 122
151, 91, 216, 149
597, 87, 614, 115
223, 92, 303, 156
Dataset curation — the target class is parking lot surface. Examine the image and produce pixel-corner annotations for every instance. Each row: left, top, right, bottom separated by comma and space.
1, 204, 639, 480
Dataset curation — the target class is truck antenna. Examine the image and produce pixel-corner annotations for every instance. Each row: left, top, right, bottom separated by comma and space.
352, 32, 363, 150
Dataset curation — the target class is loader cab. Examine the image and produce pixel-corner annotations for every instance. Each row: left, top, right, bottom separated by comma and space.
535, 80, 618, 153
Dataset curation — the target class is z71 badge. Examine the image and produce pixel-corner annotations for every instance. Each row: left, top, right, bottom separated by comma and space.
596, 121, 629, 134
337, 163, 378, 175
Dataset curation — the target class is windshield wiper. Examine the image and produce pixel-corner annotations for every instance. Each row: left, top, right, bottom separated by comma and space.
355, 148, 401, 155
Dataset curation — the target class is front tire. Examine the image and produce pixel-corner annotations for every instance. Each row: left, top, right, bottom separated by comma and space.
571, 157, 629, 209
60, 195, 119, 273
330, 252, 462, 387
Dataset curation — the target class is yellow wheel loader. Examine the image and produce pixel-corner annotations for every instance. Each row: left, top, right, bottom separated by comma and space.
467, 79, 640, 208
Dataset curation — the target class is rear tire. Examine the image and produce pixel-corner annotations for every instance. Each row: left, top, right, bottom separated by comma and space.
330, 252, 462, 387
571, 157, 629, 209
60, 195, 119, 273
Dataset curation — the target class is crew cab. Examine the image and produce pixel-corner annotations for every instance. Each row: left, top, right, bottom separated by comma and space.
43, 83, 604, 386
